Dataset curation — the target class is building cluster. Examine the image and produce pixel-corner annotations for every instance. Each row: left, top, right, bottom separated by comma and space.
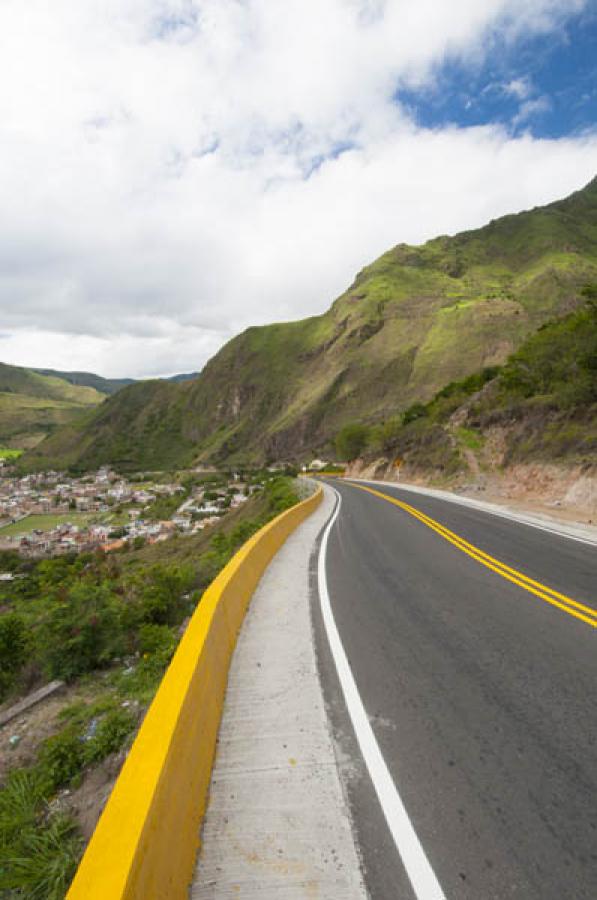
0, 467, 251, 558
170, 482, 250, 533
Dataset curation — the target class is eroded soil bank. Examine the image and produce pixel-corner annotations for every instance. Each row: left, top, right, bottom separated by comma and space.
344, 458, 597, 526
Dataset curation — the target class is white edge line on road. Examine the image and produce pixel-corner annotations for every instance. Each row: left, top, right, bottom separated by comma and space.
350, 478, 597, 548
318, 486, 447, 900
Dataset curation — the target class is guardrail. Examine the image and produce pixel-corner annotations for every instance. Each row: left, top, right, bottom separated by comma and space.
67, 484, 323, 899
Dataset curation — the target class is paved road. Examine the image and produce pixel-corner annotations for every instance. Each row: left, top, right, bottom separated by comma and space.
312, 479, 597, 900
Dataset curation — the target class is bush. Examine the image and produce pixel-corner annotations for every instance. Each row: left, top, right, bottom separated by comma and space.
37, 729, 85, 791
37, 582, 125, 681
131, 563, 195, 626
401, 402, 428, 426
335, 423, 370, 460
262, 476, 299, 513
369, 417, 403, 453
0, 613, 28, 699
83, 709, 136, 765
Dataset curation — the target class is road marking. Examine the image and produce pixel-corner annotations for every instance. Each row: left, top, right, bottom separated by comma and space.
349, 482, 597, 630
354, 478, 597, 547
318, 487, 447, 900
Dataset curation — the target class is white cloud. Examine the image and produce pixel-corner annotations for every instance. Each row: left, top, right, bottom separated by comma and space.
0, 0, 594, 377
503, 77, 534, 100
513, 95, 553, 125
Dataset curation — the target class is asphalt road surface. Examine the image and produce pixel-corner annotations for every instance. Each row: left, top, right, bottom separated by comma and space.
312, 479, 597, 900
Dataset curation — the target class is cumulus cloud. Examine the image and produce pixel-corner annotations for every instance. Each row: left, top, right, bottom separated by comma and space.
0, 0, 594, 376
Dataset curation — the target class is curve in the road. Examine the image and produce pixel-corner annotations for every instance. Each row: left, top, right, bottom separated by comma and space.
318, 487, 447, 900
349, 482, 597, 629
315, 477, 597, 900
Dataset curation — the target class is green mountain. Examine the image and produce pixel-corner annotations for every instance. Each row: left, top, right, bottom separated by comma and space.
31, 369, 136, 395
0, 364, 106, 450
22, 176, 597, 472
31, 369, 199, 394
343, 294, 597, 477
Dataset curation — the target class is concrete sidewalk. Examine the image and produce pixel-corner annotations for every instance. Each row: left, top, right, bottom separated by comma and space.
191, 485, 366, 899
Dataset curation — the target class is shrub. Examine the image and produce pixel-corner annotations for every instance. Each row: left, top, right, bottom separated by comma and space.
37, 582, 125, 681
0, 613, 28, 699
37, 729, 85, 792
335, 423, 370, 460
132, 563, 195, 626
83, 708, 136, 765
138, 622, 178, 658
401, 402, 428, 426
262, 476, 299, 513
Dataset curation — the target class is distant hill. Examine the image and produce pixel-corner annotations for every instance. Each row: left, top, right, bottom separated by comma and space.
31, 369, 135, 395
23, 176, 597, 472
165, 372, 199, 383
0, 364, 105, 450
31, 369, 199, 394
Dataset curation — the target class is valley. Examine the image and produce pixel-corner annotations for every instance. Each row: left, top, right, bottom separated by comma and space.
19, 175, 597, 475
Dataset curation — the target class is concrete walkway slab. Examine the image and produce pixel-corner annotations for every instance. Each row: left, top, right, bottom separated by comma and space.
191, 486, 366, 899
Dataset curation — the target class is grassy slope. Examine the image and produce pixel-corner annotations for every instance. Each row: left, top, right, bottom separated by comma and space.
0, 364, 106, 449
23, 176, 597, 472
362, 301, 597, 477
0, 476, 301, 898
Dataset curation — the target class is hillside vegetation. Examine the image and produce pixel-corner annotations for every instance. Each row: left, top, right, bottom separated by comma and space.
0, 474, 300, 898
23, 176, 597, 472
0, 364, 106, 450
340, 292, 597, 477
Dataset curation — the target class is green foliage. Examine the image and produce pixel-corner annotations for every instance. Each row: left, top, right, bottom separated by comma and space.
401, 403, 428, 426
0, 768, 81, 900
497, 301, 597, 407
199, 477, 299, 581
0, 549, 22, 571
128, 563, 195, 626
262, 476, 300, 513
82, 709, 136, 765
434, 367, 500, 403
37, 729, 85, 791
23, 181, 597, 474
0, 613, 28, 699
37, 582, 125, 681
138, 622, 178, 657
335, 423, 370, 460
144, 489, 186, 522
340, 294, 597, 473
0, 361, 105, 452
455, 426, 484, 450
0, 481, 304, 897
0, 447, 23, 459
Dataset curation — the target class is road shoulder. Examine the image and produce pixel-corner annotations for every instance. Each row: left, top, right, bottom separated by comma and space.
191, 485, 366, 899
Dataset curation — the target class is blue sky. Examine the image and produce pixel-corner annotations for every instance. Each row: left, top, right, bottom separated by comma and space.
0, 1, 596, 377
398, 6, 597, 138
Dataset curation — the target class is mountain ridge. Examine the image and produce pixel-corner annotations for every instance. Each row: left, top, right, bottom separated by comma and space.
0, 363, 106, 450
22, 175, 597, 472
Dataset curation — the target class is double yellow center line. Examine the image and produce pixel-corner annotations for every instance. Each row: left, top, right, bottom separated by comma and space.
347, 482, 597, 630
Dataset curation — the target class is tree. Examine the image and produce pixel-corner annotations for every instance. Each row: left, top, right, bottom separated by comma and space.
335, 423, 369, 461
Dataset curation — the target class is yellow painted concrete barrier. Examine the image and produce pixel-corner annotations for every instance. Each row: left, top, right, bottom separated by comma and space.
67, 485, 323, 900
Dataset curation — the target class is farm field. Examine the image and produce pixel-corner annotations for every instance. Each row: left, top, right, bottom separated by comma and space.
0, 448, 23, 459
0, 510, 128, 537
